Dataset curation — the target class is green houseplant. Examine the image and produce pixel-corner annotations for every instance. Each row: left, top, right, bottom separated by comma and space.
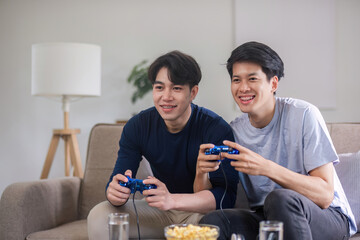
127, 60, 152, 104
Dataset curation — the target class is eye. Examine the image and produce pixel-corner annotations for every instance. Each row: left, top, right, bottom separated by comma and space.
232, 77, 240, 83
173, 86, 182, 91
249, 77, 257, 81
153, 85, 163, 90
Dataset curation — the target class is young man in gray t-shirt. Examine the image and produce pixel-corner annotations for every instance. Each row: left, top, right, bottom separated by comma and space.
194, 41, 356, 240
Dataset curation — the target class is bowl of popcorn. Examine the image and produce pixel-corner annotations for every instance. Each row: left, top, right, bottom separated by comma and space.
164, 224, 220, 240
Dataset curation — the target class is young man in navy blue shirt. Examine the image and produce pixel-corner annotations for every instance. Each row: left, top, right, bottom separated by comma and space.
88, 50, 238, 239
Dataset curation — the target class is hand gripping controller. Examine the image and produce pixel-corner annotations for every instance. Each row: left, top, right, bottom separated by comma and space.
205, 145, 239, 155
119, 176, 157, 194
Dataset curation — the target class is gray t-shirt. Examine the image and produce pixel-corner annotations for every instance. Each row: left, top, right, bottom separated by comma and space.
230, 97, 357, 235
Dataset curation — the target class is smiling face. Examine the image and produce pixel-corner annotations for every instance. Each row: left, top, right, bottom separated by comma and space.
231, 62, 278, 127
153, 67, 198, 133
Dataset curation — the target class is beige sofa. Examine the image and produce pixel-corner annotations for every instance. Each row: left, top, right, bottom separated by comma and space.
0, 123, 359, 239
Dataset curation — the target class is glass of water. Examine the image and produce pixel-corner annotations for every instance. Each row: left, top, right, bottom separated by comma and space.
108, 213, 129, 240
259, 221, 283, 240
231, 233, 245, 240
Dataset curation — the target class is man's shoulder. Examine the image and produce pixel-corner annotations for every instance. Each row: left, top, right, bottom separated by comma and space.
230, 113, 247, 126
192, 104, 228, 126
278, 97, 316, 111
277, 97, 320, 118
191, 104, 234, 141
124, 107, 158, 130
128, 107, 157, 121
277, 98, 326, 134
138, 106, 158, 117
193, 104, 220, 118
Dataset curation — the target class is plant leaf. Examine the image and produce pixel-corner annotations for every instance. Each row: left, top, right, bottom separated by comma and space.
127, 60, 152, 103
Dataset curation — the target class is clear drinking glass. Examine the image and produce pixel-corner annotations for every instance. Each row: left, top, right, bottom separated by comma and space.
259, 221, 283, 240
108, 213, 129, 240
231, 233, 245, 240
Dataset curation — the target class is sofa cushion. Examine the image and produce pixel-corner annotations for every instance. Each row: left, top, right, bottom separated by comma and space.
26, 219, 87, 240
335, 151, 360, 230
0, 177, 80, 240
79, 124, 123, 219
327, 123, 360, 154
79, 124, 154, 219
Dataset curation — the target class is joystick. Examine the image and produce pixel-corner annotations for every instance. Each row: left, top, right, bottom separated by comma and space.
119, 176, 157, 194
205, 145, 239, 155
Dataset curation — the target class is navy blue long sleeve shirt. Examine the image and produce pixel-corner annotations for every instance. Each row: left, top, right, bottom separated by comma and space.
107, 104, 239, 209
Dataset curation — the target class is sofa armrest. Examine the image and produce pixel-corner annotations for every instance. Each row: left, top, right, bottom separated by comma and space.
0, 177, 81, 240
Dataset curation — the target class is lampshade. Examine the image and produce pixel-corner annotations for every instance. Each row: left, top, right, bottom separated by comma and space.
31, 42, 101, 97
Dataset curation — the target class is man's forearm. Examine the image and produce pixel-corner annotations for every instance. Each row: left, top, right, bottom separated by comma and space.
193, 172, 212, 192
266, 161, 334, 209
171, 190, 216, 214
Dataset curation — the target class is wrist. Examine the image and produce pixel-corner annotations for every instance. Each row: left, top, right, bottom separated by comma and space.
168, 193, 178, 211
195, 170, 208, 179
263, 159, 274, 177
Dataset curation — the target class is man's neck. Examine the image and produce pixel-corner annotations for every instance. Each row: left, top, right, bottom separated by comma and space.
248, 98, 276, 129
164, 105, 192, 134
166, 123, 187, 134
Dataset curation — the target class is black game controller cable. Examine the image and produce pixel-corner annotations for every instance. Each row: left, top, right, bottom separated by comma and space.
127, 158, 230, 240
121, 177, 156, 240
132, 192, 141, 240
219, 152, 231, 225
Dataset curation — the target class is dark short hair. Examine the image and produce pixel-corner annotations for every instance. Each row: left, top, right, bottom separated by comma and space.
148, 50, 201, 89
226, 41, 284, 81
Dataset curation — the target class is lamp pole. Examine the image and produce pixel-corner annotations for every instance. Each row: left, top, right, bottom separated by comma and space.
63, 95, 70, 130
62, 95, 71, 176
39, 96, 83, 179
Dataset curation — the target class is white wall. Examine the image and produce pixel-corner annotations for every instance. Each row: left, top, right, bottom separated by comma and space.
323, 0, 360, 121
0, 0, 235, 196
0, 0, 359, 196
235, 0, 337, 110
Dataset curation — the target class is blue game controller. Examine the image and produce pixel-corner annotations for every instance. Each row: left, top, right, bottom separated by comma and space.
205, 145, 239, 155
119, 176, 157, 194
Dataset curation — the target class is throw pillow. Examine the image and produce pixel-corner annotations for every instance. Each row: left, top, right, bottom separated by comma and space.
335, 151, 360, 230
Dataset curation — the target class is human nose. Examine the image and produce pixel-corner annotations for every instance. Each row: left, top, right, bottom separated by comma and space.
239, 80, 250, 93
162, 88, 173, 100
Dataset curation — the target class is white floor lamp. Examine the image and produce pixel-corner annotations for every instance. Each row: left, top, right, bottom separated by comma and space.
31, 42, 101, 179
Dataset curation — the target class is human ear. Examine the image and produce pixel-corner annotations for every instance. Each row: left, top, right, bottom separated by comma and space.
190, 85, 199, 100
270, 76, 279, 93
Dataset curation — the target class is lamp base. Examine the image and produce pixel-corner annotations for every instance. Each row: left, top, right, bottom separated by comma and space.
40, 128, 84, 179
